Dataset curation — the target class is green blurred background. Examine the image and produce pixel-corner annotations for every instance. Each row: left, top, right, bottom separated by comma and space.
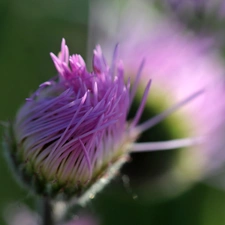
1, 0, 225, 225
0, 0, 88, 224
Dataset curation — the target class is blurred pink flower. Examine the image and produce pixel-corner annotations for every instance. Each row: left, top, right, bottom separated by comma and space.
164, 0, 225, 18
63, 215, 98, 225
4, 204, 40, 225
4, 203, 98, 225
89, 0, 225, 191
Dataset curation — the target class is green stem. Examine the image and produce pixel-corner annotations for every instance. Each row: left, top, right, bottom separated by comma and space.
41, 197, 54, 225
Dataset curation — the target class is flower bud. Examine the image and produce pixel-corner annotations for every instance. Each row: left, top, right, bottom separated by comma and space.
4, 37, 202, 201
4, 39, 137, 199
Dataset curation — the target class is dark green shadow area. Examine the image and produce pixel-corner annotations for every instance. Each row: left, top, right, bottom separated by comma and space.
89, 182, 225, 225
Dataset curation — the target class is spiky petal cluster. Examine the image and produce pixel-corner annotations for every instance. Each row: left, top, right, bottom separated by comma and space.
11, 39, 135, 198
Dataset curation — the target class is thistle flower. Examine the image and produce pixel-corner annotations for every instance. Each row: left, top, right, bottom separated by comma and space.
89, 0, 225, 197
4, 38, 201, 200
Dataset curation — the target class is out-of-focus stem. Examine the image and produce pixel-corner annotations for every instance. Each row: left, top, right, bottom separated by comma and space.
41, 197, 54, 225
